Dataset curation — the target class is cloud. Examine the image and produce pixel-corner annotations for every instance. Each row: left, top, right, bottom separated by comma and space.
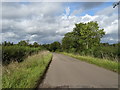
2, 32, 18, 38
79, 14, 118, 43
69, 4, 118, 44
2, 2, 118, 44
2, 2, 64, 19
82, 2, 105, 10
96, 5, 118, 16
102, 33, 118, 44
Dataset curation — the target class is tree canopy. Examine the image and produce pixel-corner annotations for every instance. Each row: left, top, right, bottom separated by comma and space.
62, 21, 105, 53
49, 41, 61, 52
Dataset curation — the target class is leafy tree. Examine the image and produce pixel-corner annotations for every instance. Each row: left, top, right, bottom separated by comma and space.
2, 41, 14, 46
33, 42, 39, 47
62, 32, 76, 52
18, 40, 29, 46
49, 41, 61, 52
62, 21, 105, 54
41, 44, 50, 50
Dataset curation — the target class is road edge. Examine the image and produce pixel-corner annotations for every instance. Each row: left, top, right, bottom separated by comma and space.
35, 53, 53, 90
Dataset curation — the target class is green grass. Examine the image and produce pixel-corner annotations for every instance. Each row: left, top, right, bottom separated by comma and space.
2, 51, 52, 88
61, 52, 119, 73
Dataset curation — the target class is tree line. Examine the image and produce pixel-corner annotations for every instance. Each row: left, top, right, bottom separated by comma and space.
43, 21, 119, 61
1, 21, 119, 64
2, 40, 45, 65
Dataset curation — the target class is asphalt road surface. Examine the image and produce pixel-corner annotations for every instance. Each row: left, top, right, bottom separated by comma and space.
39, 53, 118, 88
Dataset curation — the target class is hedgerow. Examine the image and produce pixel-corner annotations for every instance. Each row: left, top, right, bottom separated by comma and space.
2, 45, 41, 64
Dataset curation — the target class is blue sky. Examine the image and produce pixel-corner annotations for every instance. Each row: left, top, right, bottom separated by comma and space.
1, 2, 118, 44
62, 2, 114, 16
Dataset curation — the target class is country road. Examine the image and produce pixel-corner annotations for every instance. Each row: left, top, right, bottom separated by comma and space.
39, 53, 118, 88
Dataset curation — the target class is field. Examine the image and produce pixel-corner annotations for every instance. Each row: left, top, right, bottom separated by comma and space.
2, 51, 52, 88
61, 52, 119, 73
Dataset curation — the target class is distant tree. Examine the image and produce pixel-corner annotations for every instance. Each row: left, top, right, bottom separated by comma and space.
49, 41, 61, 52
2, 41, 7, 46
18, 40, 29, 46
41, 44, 51, 50
7, 42, 13, 46
2, 41, 14, 46
33, 42, 39, 47
101, 43, 109, 46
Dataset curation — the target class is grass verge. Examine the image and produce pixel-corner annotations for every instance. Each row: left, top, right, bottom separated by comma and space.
2, 51, 52, 88
61, 52, 119, 73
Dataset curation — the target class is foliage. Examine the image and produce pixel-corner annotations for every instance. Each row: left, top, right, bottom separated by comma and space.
49, 41, 61, 52
42, 41, 62, 52
18, 40, 29, 46
2, 41, 13, 46
2, 51, 52, 88
61, 21, 118, 61
33, 42, 40, 47
2, 40, 46, 64
2, 21, 119, 64
62, 21, 105, 53
98, 43, 118, 60
2, 45, 42, 64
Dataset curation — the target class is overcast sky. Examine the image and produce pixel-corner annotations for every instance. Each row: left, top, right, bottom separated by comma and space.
1, 2, 118, 44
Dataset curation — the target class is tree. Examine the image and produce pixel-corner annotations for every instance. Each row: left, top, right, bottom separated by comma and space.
18, 40, 29, 46
2, 41, 14, 46
41, 44, 50, 50
33, 42, 39, 47
62, 32, 76, 52
49, 41, 61, 52
62, 21, 105, 54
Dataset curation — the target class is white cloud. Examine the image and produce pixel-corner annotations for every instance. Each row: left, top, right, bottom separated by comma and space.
96, 5, 118, 16
2, 2, 118, 44
104, 20, 118, 34
2, 32, 19, 38
81, 14, 98, 23
2, 2, 63, 19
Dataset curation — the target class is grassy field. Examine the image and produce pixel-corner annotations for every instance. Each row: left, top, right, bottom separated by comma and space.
2, 51, 52, 88
61, 52, 119, 73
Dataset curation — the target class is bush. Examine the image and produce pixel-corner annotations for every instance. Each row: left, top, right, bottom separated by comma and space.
2, 45, 41, 64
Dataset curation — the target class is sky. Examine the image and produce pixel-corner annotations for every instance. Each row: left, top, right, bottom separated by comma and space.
1, 2, 118, 44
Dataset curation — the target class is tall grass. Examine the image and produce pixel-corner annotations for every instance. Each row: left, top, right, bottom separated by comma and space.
2, 51, 52, 88
61, 52, 119, 73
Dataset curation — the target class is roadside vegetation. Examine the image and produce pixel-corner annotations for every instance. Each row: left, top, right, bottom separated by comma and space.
2, 46, 41, 64
61, 52, 119, 73
2, 40, 52, 88
2, 21, 119, 88
2, 51, 52, 88
2, 40, 46, 65
42, 21, 119, 72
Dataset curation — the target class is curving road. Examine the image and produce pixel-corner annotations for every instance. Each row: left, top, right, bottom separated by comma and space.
39, 53, 118, 88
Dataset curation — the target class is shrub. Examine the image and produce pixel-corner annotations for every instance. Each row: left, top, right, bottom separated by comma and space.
2, 45, 41, 64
